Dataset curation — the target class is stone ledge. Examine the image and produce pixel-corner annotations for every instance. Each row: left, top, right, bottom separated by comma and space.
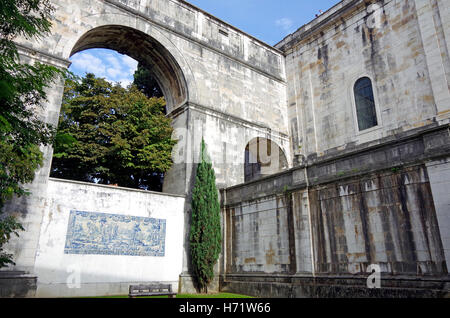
0, 271, 37, 298
179, 273, 220, 294
220, 274, 450, 298
48, 177, 186, 198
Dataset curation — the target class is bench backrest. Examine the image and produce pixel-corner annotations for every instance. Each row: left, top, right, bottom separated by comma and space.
129, 284, 173, 294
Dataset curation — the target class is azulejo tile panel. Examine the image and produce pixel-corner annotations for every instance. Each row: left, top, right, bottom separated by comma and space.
64, 210, 166, 257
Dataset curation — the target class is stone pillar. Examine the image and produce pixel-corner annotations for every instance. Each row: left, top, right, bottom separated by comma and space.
414, 0, 450, 121
2, 46, 70, 274
426, 157, 450, 271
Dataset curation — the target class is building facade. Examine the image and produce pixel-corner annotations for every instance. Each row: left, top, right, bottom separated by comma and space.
1, 0, 449, 297
220, 0, 450, 297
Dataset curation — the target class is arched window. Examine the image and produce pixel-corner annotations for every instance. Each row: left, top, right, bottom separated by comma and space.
244, 137, 288, 183
354, 77, 378, 131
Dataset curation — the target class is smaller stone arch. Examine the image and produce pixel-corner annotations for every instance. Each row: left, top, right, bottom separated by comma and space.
244, 137, 288, 183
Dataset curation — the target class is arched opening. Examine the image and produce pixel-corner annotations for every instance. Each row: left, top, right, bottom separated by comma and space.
50, 25, 189, 192
244, 137, 288, 183
70, 25, 188, 114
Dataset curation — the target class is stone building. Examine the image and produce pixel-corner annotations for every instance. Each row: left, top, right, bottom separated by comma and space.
1, 0, 449, 297
221, 0, 450, 297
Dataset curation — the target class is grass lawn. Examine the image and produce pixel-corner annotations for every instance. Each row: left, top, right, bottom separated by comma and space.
93, 293, 253, 298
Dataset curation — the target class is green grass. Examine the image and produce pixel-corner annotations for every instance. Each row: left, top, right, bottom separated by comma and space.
91, 293, 253, 299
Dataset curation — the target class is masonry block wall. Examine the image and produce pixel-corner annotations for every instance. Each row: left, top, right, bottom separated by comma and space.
34, 178, 185, 297
223, 167, 447, 278
309, 165, 445, 276
221, 1, 450, 294
2, 0, 450, 298
221, 126, 450, 297
276, 0, 450, 159
3, 0, 291, 283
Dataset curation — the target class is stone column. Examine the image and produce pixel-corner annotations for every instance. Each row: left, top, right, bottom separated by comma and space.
2, 46, 70, 274
426, 157, 450, 271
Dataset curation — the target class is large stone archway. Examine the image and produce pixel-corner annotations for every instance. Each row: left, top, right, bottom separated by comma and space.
11, 0, 289, 194
70, 25, 189, 114
4, 0, 289, 296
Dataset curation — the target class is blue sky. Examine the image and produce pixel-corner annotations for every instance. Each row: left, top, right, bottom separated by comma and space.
69, 0, 340, 85
69, 49, 138, 87
187, 0, 341, 45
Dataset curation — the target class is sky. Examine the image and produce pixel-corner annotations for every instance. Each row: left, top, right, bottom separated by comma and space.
187, 0, 341, 45
69, 49, 138, 88
69, 0, 341, 86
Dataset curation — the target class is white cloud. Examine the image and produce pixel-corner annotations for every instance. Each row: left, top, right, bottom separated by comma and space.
69, 49, 138, 86
121, 55, 138, 71
275, 17, 294, 33
106, 67, 122, 79
70, 52, 106, 77
117, 79, 132, 88
105, 55, 121, 72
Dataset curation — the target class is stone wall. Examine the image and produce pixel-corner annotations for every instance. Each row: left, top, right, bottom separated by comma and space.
276, 0, 450, 160
309, 165, 445, 276
3, 0, 290, 283
426, 158, 450, 268
3, 0, 450, 298
220, 125, 450, 297
31, 178, 185, 297
0, 272, 37, 298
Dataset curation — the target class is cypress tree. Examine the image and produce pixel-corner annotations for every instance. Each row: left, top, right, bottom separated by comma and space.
189, 139, 222, 293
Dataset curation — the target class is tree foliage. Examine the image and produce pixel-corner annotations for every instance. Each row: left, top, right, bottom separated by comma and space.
51, 73, 176, 191
189, 139, 222, 293
1, 0, 64, 268
133, 62, 164, 100
0, 216, 24, 268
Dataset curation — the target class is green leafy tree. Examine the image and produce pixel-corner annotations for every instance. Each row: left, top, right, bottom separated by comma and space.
189, 139, 222, 293
51, 73, 176, 191
133, 63, 164, 99
0, 216, 24, 268
1, 0, 65, 267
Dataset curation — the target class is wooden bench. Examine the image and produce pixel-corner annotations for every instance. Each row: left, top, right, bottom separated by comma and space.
128, 283, 177, 298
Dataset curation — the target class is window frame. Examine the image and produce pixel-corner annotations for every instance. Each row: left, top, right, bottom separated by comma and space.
350, 75, 382, 135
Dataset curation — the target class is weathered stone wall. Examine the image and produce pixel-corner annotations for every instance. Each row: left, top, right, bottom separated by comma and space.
225, 194, 292, 274
223, 167, 445, 276
3, 0, 290, 282
32, 178, 185, 297
0, 272, 37, 298
220, 125, 450, 297
426, 158, 450, 268
276, 0, 450, 160
309, 165, 445, 276
11, 0, 290, 194
3, 0, 449, 298
176, 105, 291, 189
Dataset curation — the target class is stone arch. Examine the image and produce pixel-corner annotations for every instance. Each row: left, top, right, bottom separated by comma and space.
47, 21, 199, 193
69, 25, 189, 114
244, 137, 288, 183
